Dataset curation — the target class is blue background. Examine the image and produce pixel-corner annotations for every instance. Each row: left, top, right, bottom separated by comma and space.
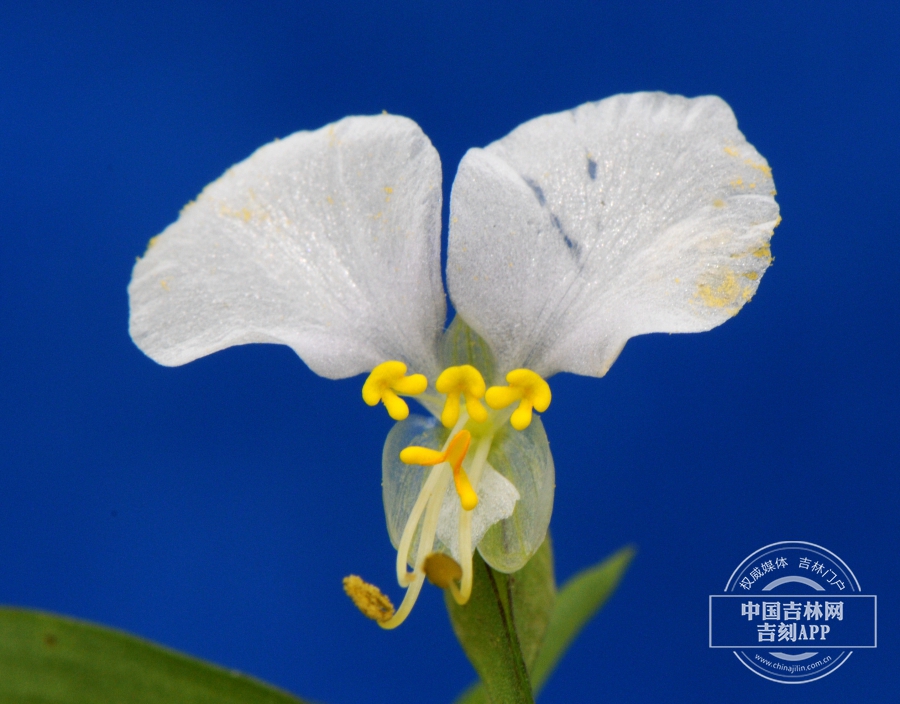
2, 1, 897, 702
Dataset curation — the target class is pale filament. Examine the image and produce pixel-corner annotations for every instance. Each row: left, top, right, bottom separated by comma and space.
381, 413, 470, 629
394, 463, 444, 587
387, 415, 499, 627
394, 413, 469, 586
380, 467, 451, 630
448, 431, 495, 604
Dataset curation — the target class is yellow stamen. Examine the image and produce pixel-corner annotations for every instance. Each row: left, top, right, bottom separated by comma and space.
362, 361, 427, 420
423, 553, 463, 589
343, 575, 395, 623
485, 369, 552, 430
435, 365, 488, 427
400, 430, 478, 511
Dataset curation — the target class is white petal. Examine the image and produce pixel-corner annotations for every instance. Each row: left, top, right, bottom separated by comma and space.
435, 464, 520, 562
447, 92, 780, 377
129, 114, 446, 379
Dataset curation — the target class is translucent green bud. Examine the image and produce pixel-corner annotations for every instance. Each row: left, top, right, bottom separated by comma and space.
382, 412, 554, 574
477, 416, 555, 573
382, 414, 446, 566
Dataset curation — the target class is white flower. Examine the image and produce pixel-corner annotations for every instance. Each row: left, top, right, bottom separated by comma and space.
129, 92, 779, 627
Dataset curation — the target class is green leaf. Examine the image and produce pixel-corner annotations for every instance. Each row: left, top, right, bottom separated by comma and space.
529, 545, 635, 693
453, 545, 634, 704
0, 608, 314, 704
444, 553, 535, 704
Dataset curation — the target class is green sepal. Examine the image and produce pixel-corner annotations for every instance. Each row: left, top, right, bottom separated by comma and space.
477, 418, 554, 574
0, 608, 314, 704
453, 545, 635, 703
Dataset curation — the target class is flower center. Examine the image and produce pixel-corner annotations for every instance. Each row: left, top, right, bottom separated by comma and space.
347, 359, 553, 628
400, 429, 478, 510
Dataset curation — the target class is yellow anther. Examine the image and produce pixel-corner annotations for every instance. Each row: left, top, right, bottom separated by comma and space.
362, 361, 427, 421
400, 430, 479, 511
423, 553, 463, 589
435, 365, 488, 427
485, 369, 552, 431
343, 575, 395, 623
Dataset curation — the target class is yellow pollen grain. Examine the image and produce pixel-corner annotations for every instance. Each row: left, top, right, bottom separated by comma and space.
744, 271, 759, 280
343, 575, 395, 623
695, 269, 753, 310
159, 278, 169, 291
713, 199, 725, 208
753, 242, 772, 260
724, 146, 740, 157
219, 205, 256, 222
730, 177, 744, 188
745, 159, 773, 178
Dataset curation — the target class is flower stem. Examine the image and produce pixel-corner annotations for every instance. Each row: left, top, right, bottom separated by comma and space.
444, 552, 534, 704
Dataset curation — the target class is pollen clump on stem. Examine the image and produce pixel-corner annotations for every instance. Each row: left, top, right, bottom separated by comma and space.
423, 553, 463, 589
343, 575, 396, 623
